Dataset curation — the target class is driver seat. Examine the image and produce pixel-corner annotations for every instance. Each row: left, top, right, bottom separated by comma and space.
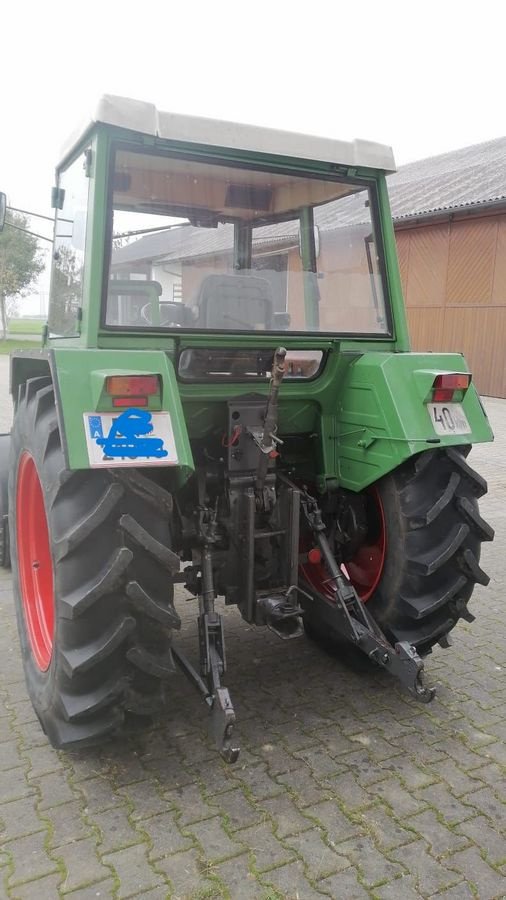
194, 274, 274, 330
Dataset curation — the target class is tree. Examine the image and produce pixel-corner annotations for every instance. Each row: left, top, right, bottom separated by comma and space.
0, 211, 45, 339
49, 244, 83, 335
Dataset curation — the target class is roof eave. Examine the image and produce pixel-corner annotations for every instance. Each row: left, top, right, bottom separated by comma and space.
393, 196, 506, 228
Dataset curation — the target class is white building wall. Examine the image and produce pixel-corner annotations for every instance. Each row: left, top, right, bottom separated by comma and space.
151, 262, 182, 301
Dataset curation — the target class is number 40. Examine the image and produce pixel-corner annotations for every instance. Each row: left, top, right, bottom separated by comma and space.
434, 407, 455, 430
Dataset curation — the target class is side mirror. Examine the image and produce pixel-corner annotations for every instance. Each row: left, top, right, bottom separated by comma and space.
0, 193, 6, 232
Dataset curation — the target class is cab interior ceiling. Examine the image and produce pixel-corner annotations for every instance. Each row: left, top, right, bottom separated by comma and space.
112, 150, 364, 223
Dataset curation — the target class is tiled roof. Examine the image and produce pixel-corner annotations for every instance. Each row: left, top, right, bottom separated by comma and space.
387, 135, 506, 220
112, 220, 300, 267
112, 136, 506, 267
315, 136, 506, 226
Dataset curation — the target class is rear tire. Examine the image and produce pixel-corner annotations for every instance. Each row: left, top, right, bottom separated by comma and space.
304, 447, 493, 657
367, 447, 493, 654
9, 376, 181, 749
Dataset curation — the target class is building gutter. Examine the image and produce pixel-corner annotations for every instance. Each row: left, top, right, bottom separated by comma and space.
393, 197, 506, 230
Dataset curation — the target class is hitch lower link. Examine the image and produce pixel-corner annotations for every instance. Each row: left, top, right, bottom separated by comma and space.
172, 521, 240, 763
300, 490, 436, 704
172, 611, 239, 764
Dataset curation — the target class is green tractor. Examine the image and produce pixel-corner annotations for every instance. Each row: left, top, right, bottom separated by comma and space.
1, 96, 494, 761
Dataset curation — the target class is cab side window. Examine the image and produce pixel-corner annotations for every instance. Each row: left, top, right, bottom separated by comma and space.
48, 152, 90, 336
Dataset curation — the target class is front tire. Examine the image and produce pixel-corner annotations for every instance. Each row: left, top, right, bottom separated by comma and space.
9, 376, 181, 749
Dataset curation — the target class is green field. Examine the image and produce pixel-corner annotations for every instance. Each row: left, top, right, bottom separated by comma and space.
8, 318, 45, 335
0, 339, 42, 355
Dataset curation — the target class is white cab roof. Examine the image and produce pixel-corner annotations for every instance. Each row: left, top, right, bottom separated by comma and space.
60, 94, 396, 172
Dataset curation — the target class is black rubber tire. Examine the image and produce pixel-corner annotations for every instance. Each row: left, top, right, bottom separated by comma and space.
306, 447, 494, 657
366, 447, 493, 654
9, 376, 181, 749
0, 433, 11, 568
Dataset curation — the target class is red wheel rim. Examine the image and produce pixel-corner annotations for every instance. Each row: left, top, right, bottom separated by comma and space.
16, 453, 55, 671
300, 488, 386, 603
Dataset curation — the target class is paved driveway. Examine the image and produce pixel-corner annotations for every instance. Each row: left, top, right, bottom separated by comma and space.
0, 371, 505, 899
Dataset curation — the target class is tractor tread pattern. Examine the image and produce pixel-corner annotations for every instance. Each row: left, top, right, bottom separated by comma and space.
127, 645, 176, 677
17, 382, 27, 405
446, 447, 488, 497
399, 574, 469, 620
60, 547, 133, 619
60, 616, 137, 677
44, 708, 125, 750
368, 447, 493, 654
126, 580, 181, 629
54, 482, 124, 561
60, 675, 127, 722
120, 514, 180, 573
458, 547, 490, 586
456, 496, 495, 542
407, 523, 469, 575
42, 420, 60, 463
407, 472, 460, 528
9, 378, 179, 750
394, 615, 456, 649
114, 470, 173, 515
25, 376, 52, 407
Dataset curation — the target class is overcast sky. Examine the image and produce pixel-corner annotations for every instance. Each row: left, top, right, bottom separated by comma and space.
2, 0, 506, 308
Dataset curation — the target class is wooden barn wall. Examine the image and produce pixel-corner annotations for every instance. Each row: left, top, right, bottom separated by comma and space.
396, 214, 506, 398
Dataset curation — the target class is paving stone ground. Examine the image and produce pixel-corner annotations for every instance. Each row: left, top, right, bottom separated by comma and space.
0, 372, 505, 899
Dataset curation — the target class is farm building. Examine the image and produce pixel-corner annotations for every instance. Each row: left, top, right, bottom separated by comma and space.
391, 137, 506, 399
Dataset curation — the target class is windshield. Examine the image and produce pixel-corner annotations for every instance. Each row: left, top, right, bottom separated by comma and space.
105, 147, 390, 336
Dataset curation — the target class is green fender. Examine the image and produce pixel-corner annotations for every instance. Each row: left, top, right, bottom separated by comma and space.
10, 348, 194, 485
334, 352, 494, 491
10, 348, 493, 495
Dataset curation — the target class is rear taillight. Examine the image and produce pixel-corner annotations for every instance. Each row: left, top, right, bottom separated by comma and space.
431, 373, 471, 403
105, 375, 159, 408
109, 396, 149, 408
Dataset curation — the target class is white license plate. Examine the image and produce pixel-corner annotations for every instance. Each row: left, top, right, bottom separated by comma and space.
428, 403, 471, 436
84, 410, 179, 467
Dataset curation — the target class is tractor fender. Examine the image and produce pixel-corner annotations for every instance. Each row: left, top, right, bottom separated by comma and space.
335, 351, 494, 492
10, 348, 194, 483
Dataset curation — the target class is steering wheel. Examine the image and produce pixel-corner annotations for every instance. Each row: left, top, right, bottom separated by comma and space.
140, 302, 182, 328
140, 303, 154, 325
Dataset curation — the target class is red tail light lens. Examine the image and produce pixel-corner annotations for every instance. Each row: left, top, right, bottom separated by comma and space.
432, 373, 470, 403
105, 375, 159, 397
111, 396, 149, 408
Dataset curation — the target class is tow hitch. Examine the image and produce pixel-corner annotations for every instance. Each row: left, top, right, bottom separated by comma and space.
172, 506, 240, 763
172, 621, 239, 763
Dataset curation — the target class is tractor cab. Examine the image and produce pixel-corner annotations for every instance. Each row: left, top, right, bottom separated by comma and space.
47, 95, 398, 353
